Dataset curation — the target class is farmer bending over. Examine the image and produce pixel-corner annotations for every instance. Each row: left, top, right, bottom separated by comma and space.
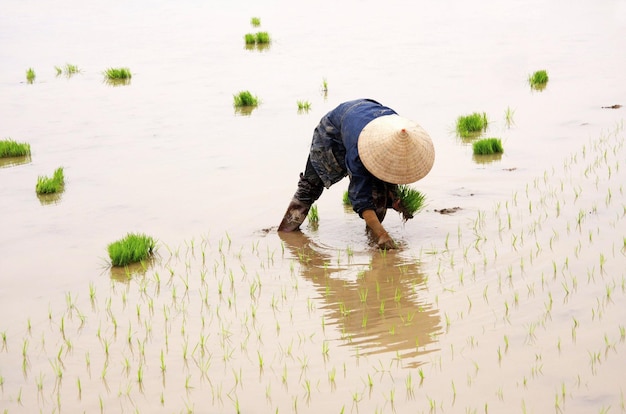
278, 99, 435, 249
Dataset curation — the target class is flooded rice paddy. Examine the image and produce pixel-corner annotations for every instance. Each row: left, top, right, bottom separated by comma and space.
1, 0, 626, 412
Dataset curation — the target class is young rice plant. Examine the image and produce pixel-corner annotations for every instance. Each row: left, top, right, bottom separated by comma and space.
26, 68, 36, 84
308, 205, 319, 224
297, 100, 312, 112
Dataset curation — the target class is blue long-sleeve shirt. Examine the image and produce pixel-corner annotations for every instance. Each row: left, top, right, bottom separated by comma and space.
309, 99, 397, 216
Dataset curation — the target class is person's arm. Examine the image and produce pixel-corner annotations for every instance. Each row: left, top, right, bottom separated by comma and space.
362, 210, 396, 249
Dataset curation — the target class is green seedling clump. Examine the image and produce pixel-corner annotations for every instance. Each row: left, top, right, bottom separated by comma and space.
396, 184, 426, 216
250, 17, 261, 27
104, 67, 132, 80
244, 32, 271, 45
343, 191, 352, 206
233, 90, 259, 107
473, 138, 503, 155
55, 63, 81, 77
36, 167, 64, 194
456, 112, 488, 138
26, 68, 36, 83
528, 70, 549, 89
107, 233, 156, 267
255, 32, 271, 44
244, 33, 256, 45
297, 100, 312, 112
0, 139, 31, 158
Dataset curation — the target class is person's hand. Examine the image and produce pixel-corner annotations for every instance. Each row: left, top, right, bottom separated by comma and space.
362, 209, 397, 250
376, 231, 397, 250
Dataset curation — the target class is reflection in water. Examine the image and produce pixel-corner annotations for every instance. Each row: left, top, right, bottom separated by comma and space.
279, 231, 441, 367
0, 155, 32, 168
37, 191, 63, 205
234, 106, 257, 116
103, 78, 131, 87
108, 257, 156, 283
244, 43, 271, 53
472, 153, 503, 165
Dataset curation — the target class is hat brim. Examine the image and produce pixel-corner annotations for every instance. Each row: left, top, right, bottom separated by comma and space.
358, 115, 435, 184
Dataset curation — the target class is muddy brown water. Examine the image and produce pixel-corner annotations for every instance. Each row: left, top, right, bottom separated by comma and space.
1, 0, 626, 412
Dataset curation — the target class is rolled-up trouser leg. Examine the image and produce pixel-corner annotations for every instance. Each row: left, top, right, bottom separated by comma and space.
278, 157, 324, 232
294, 156, 324, 205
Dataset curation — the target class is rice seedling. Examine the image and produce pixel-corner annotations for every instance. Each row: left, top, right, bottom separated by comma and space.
504, 106, 515, 127
343, 190, 351, 206
455, 112, 488, 138
233, 90, 259, 108
35, 167, 64, 194
0, 138, 31, 158
26, 68, 36, 83
297, 100, 312, 113
244, 33, 256, 45
250, 17, 261, 27
244, 32, 271, 45
307, 204, 319, 225
104, 67, 132, 85
104, 67, 131, 80
256, 31, 271, 44
55, 63, 81, 77
472, 138, 504, 155
528, 69, 549, 90
65, 63, 80, 74
107, 232, 156, 267
321, 78, 328, 93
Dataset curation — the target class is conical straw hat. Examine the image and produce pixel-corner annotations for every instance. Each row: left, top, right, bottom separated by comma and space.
358, 115, 435, 184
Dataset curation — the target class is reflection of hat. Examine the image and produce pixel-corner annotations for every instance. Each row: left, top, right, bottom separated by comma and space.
358, 115, 435, 184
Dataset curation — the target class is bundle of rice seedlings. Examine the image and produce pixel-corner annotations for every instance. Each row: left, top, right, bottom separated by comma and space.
26, 68, 36, 83
0, 139, 31, 158
243, 32, 271, 45
472, 138, 503, 155
342, 186, 426, 219
528, 69, 549, 89
35, 167, 64, 194
233, 90, 259, 107
456, 112, 488, 138
396, 184, 426, 217
104, 67, 132, 80
107, 233, 156, 267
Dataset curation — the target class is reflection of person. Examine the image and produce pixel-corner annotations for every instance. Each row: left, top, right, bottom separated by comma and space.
278, 230, 440, 366
278, 99, 435, 249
